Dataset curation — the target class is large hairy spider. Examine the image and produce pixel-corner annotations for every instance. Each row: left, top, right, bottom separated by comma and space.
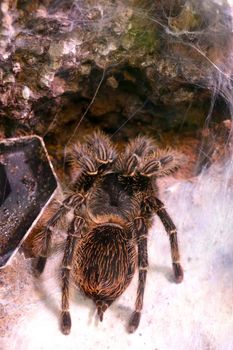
35, 131, 184, 335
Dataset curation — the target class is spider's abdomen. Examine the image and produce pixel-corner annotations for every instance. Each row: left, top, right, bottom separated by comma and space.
73, 223, 136, 302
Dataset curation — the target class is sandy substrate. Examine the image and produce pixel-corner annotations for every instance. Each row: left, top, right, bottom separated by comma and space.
0, 161, 233, 350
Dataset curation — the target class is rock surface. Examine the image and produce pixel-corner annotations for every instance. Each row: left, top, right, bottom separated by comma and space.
0, 0, 232, 144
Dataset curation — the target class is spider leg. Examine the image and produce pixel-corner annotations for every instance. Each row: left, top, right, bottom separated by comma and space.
153, 197, 183, 283
128, 217, 148, 333
61, 214, 85, 335
85, 131, 116, 164
35, 193, 84, 274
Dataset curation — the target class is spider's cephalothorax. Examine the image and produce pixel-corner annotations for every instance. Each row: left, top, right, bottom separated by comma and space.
35, 131, 184, 335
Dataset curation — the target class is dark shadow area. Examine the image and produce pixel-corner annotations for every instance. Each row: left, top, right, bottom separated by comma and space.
0, 163, 11, 206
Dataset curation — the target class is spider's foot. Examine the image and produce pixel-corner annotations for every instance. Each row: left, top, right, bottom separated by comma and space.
173, 262, 183, 283
128, 311, 141, 333
97, 309, 104, 322
61, 311, 71, 335
35, 256, 47, 275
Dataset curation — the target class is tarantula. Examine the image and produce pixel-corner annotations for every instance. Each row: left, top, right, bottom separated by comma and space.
35, 131, 184, 335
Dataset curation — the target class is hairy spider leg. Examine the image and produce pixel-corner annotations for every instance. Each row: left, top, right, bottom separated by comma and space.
153, 197, 183, 283
128, 216, 148, 333
61, 215, 85, 335
35, 193, 84, 273
118, 140, 183, 331
115, 136, 155, 176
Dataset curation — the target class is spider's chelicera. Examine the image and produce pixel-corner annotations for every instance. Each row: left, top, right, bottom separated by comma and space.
35, 131, 184, 335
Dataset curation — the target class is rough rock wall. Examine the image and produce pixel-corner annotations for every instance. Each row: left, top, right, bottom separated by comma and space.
0, 1, 232, 146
